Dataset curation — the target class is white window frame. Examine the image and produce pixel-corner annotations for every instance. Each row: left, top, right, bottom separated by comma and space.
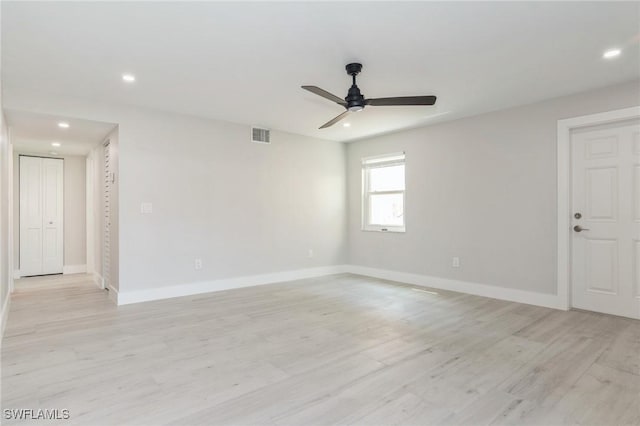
362, 152, 406, 232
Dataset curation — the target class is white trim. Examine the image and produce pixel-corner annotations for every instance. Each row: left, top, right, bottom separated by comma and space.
362, 152, 405, 165
348, 265, 564, 310
92, 272, 105, 289
108, 284, 118, 304
13, 270, 21, 279
556, 106, 640, 311
63, 264, 87, 275
115, 265, 349, 306
1, 295, 10, 340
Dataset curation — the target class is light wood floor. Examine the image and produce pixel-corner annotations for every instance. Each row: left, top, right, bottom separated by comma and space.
2, 273, 639, 425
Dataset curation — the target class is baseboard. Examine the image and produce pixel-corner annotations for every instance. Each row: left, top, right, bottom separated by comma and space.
1, 294, 11, 340
63, 264, 87, 275
108, 284, 118, 304
116, 265, 350, 306
112, 263, 563, 310
92, 272, 105, 289
13, 270, 21, 279
346, 265, 565, 310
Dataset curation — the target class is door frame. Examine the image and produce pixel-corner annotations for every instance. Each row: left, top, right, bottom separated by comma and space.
557, 106, 640, 310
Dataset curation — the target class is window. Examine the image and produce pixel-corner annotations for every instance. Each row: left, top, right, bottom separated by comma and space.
362, 152, 405, 232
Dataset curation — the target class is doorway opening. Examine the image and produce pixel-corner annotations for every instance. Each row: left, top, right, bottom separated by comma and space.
5, 110, 119, 301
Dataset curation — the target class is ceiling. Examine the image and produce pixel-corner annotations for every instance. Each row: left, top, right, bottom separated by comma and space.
6, 109, 116, 156
2, 2, 638, 142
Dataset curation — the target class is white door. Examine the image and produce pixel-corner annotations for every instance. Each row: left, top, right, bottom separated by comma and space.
19, 156, 64, 276
571, 119, 640, 319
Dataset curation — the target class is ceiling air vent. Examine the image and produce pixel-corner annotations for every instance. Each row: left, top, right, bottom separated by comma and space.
251, 127, 270, 144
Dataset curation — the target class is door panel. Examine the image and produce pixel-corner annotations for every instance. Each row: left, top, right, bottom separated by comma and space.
586, 167, 617, 220
585, 239, 617, 294
20, 156, 43, 276
42, 158, 64, 274
571, 120, 640, 319
586, 134, 618, 159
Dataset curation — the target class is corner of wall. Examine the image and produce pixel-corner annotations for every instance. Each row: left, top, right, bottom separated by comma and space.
1, 293, 10, 339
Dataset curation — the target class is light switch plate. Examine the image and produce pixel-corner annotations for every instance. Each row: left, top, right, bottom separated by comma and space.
141, 202, 153, 214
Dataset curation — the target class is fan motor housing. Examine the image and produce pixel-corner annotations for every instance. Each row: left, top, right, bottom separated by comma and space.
346, 85, 365, 111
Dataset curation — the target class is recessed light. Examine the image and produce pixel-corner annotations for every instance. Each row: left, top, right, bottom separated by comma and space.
122, 73, 136, 82
343, 122, 351, 127
603, 48, 621, 59
58, 122, 70, 129
51, 142, 61, 147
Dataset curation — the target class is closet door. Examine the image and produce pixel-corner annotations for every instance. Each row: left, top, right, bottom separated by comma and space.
19, 156, 64, 276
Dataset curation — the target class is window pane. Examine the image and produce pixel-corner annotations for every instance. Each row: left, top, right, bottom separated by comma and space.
369, 193, 404, 226
369, 165, 405, 192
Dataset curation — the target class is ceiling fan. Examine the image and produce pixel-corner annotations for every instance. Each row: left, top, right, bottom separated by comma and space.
302, 63, 437, 129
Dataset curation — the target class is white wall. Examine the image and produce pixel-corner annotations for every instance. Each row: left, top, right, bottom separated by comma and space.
120, 115, 345, 291
347, 80, 640, 296
1, 2, 14, 331
0, 111, 12, 334
63, 156, 86, 267
10, 80, 635, 304
13, 153, 87, 272
3, 90, 348, 295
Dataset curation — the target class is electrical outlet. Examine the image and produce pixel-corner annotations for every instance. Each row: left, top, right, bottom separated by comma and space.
452, 257, 460, 268
308, 249, 314, 258
194, 258, 202, 270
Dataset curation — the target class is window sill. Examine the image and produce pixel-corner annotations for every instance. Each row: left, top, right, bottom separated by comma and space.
362, 226, 406, 233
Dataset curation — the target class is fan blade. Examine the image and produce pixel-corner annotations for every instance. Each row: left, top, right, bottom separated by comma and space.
319, 111, 349, 129
302, 86, 346, 105
366, 96, 437, 106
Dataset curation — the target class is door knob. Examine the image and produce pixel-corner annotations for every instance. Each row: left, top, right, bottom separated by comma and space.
573, 225, 590, 232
